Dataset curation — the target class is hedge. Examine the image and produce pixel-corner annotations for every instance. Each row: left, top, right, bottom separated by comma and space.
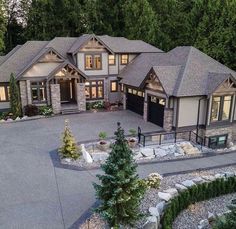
161, 176, 236, 229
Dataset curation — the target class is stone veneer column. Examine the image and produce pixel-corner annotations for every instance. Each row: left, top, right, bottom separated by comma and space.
50, 84, 61, 114
26, 80, 32, 104
76, 83, 86, 111
104, 79, 109, 101
19, 81, 27, 109
143, 101, 148, 122
122, 92, 126, 110
46, 83, 51, 105
163, 108, 173, 132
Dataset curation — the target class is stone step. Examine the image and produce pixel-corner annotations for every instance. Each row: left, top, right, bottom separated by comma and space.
61, 108, 80, 115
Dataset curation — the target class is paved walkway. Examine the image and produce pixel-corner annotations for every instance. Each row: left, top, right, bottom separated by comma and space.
0, 111, 235, 229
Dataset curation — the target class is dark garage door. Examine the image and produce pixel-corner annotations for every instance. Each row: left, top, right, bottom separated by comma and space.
127, 89, 144, 115
148, 96, 165, 127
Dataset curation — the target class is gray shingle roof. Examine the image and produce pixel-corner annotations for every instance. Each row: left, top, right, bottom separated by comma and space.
121, 46, 236, 97
97, 35, 163, 53
68, 34, 162, 54
0, 41, 48, 82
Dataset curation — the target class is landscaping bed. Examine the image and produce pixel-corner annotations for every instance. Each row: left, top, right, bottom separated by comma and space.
79, 166, 236, 229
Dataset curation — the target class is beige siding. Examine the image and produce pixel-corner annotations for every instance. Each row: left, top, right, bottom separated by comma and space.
0, 102, 10, 110
108, 54, 119, 75
23, 62, 60, 77
178, 97, 207, 127
77, 52, 108, 76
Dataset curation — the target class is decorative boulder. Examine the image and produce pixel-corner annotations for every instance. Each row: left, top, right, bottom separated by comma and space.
143, 216, 158, 229
155, 149, 168, 157
0, 119, 5, 122
21, 116, 28, 120
192, 177, 204, 184
6, 118, 13, 122
158, 192, 172, 202
163, 188, 178, 197
156, 201, 166, 215
81, 144, 93, 163
15, 117, 21, 121
141, 148, 155, 158
202, 175, 215, 182
182, 180, 196, 187
175, 183, 187, 192
224, 172, 235, 178
149, 207, 159, 217
207, 211, 216, 222
215, 173, 225, 179
198, 219, 209, 229
92, 152, 109, 162
134, 152, 143, 160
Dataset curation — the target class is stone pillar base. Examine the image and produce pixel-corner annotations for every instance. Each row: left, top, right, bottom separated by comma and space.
50, 84, 61, 114
163, 108, 173, 132
76, 83, 86, 111
143, 102, 148, 122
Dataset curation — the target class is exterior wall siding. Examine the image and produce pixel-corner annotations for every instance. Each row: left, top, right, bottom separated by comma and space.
77, 52, 108, 76
108, 54, 119, 75
178, 97, 207, 127
23, 63, 60, 77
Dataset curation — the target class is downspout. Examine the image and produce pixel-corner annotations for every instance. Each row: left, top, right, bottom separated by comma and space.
196, 97, 205, 142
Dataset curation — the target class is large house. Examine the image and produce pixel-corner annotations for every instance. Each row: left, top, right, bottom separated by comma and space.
0, 34, 236, 148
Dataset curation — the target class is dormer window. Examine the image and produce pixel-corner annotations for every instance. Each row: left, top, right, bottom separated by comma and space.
121, 54, 129, 65
85, 54, 102, 70
109, 55, 115, 65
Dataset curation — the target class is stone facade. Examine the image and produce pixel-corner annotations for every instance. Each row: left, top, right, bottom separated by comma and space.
104, 79, 109, 101
143, 102, 148, 122
232, 123, 236, 142
163, 108, 174, 132
26, 80, 32, 104
19, 81, 27, 109
122, 92, 126, 110
50, 84, 61, 114
76, 83, 86, 111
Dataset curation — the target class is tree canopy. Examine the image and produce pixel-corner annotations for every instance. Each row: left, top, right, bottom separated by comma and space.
0, 0, 235, 70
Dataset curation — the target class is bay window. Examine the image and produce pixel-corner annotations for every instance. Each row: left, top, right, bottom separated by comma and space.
85, 80, 104, 100
85, 54, 102, 70
0, 84, 10, 102
31, 82, 46, 103
211, 95, 232, 122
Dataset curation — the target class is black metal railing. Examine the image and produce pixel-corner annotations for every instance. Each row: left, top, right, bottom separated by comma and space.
138, 127, 208, 149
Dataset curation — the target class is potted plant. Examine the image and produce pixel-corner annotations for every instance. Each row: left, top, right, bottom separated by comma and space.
97, 131, 110, 151
128, 128, 137, 148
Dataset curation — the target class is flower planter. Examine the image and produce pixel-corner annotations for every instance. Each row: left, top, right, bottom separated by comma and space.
128, 138, 137, 148
97, 141, 110, 151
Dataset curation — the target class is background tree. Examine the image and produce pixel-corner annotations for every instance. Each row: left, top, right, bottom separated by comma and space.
9, 73, 21, 118
0, 0, 6, 53
94, 123, 146, 228
122, 0, 157, 44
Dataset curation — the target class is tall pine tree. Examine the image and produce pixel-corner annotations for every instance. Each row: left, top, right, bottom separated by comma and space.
94, 123, 145, 228
0, 0, 6, 53
9, 73, 21, 118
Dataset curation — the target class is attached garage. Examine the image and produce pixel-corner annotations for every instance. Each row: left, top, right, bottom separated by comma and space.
126, 88, 144, 115
148, 95, 165, 127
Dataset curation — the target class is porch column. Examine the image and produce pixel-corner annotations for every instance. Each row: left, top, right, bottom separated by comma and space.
104, 79, 109, 101
50, 84, 61, 114
46, 82, 51, 106
19, 81, 27, 110
76, 83, 86, 111
26, 80, 32, 104
122, 92, 126, 110
163, 108, 173, 132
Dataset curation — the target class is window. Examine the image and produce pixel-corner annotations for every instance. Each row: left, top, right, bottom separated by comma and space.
0, 84, 10, 102
31, 82, 46, 103
85, 80, 104, 100
109, 55, 115, 65
121, 54, 129, 65
85, 54, 102, 70
110, 80, 118, 92
127, 88, 144, 97
209, 135, 227, 149
211, 95, 232, 122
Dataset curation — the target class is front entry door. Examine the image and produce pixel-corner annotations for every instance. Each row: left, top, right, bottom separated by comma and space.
148, 96, 165, 127
60, 80, 71, 103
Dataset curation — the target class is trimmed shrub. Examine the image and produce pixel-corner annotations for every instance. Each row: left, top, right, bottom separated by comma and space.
161, 177, 236, 229
144, 173, 163, 189
39, 106, 53, 116
24, 104, 39, 117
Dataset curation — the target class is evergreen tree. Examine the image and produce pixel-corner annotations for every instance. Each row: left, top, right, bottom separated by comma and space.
122, 0, 157, 44
0, 0, 6, 53
9, 73, 21, 118
59, 120, 80, 160
94, 123, 146, 228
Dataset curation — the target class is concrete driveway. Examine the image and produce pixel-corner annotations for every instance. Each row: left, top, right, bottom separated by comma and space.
0, 110, 160, 229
